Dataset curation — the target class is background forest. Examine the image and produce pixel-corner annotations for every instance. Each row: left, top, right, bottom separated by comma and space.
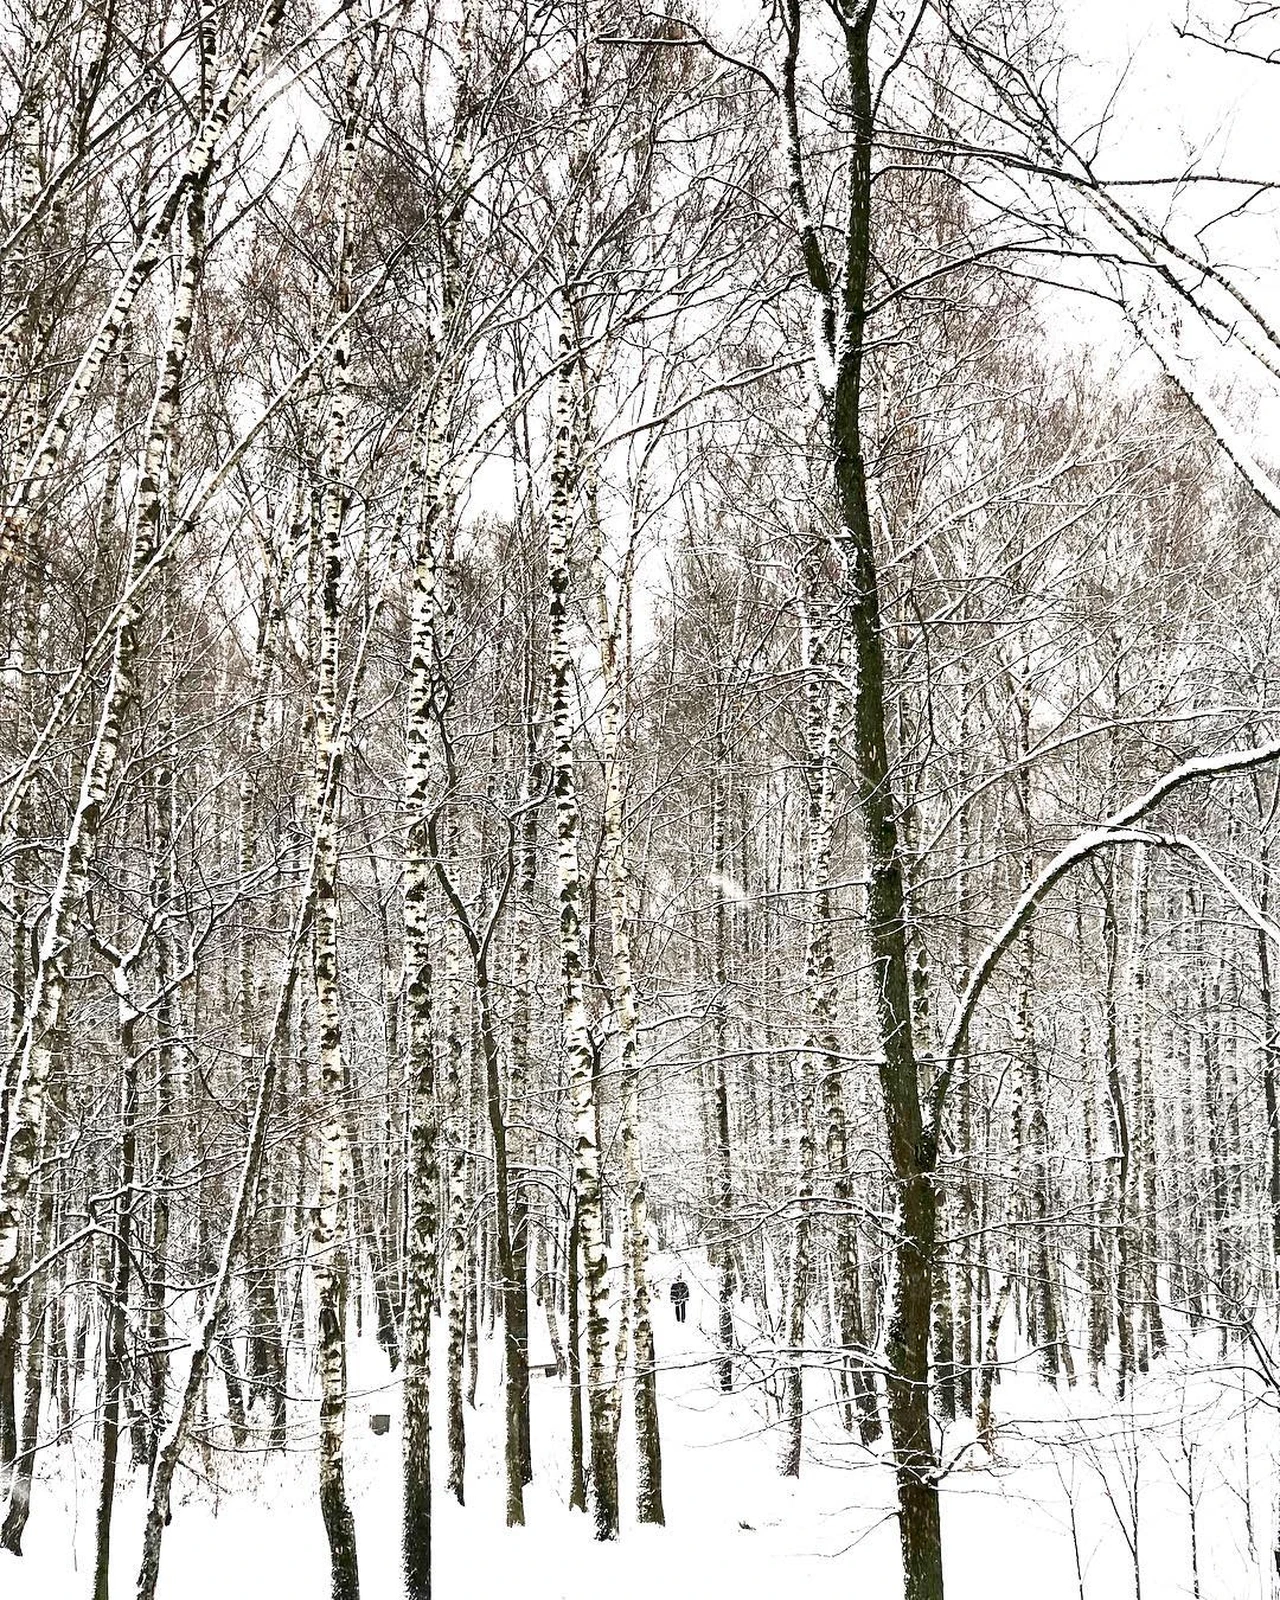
2, 2, 1280, 1598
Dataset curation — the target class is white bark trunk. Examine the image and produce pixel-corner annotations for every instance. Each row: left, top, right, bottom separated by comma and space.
547, 307, 617, 1541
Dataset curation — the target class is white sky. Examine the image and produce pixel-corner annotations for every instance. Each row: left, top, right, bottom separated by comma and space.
1016, 3, 1280, 458
1059, 2, 1278, 297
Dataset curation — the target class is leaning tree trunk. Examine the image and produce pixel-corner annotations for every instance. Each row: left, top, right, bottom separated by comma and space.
0, 0, 288, 574
0, 127, 212, 1464
134, 931, 310, 1600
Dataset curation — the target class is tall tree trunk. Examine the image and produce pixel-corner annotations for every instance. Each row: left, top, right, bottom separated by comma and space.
309, 70, 360, 1596
586, 440, 663, 1522
952, 679, 976, 1416
401, 14, 472, 1571
785, 564, 838, 1477
240, 577, 287, 1449
93, 963, 141, 1600
567, 1195, 587, 1514
401, 673, 438, 1600
428, 849, 526, 1528
1103, 878, 1134, 1397
476, 956, 526, 1528
0, 1277, 45, 1554
777, 6, 943, 1591
709, 737, 737, 1392
547, 307, 616, 1541
1260, 849, 1280, 1298
780, 1113, 814, 1479
443, 919, 467, 1505
0, 1106, 54, 1553
508, 728, 539, 1488
1012, 672, 1059, 1386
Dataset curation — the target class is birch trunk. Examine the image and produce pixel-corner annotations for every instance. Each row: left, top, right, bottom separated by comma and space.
1, 0, 288, 571
400, 315, 447, 1600
1012, 672, 1060, 1385
953, 674, 975, 1416
0, 1111, 53, 1552
547, 310, 617, 1540
140, 583, 181, 1466
309, 71, 359, 1597
977, 1262, 1011, 1457
0, 1275, 45, 1553
567, 1195, 587, 1513
780, 1113, 814, 1479
444, 917, 467, 1504
586, 426, 663, 1523
241, 585, 288, 1452
0, 162, 207, 1409
401, 5, 474, 1569
785, 567, 837, 1477
1261, 861, 1280, 1300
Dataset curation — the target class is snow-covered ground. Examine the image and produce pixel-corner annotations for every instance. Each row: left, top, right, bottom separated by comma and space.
6, 1255, 1276, 1599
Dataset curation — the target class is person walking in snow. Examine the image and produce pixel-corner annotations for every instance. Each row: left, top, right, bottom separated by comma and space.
670, 1275, 689, 1324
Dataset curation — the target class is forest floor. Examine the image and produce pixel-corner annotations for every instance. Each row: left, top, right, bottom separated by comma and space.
4, 1249, 1275, 1599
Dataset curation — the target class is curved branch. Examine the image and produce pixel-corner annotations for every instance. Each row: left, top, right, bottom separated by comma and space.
928, 736, 1280, 1141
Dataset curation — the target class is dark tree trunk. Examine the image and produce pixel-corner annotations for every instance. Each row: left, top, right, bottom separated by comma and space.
829, 13, 942, 1595
93, 996, 139, 1600
567, 1197, 586, 1514
0, 1291, 15, 1480
775, 4, 945, 1590
511, 1185, 532, 1485
1257, 852, 1280, 1293
0, 1139, 54, 1555
0, 1291, 45, 1553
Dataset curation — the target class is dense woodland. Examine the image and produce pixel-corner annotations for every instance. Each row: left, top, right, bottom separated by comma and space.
2, 2, 1280, 1598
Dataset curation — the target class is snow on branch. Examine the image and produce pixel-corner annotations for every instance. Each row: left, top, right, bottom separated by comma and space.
928, 734, 1280, 1141
1121, 299, 1280, 521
